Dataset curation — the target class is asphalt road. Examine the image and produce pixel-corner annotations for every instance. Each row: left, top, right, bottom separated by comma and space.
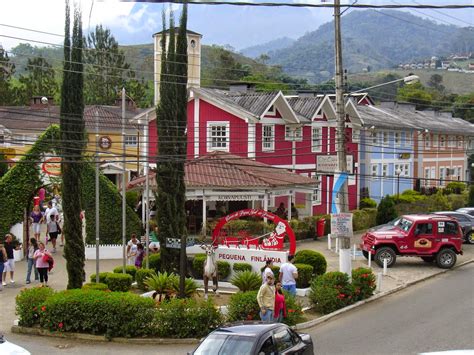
309, 263, 474, 355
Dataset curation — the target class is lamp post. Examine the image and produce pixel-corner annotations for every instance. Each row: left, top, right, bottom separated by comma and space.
395, 168, 402, 198
351, 75, 420, 94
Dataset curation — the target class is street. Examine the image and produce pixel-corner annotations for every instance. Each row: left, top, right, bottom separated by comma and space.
310, 263, 474, 355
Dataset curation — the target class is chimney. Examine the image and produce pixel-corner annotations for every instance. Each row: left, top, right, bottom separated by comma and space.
115, 97, 136, 110
229, 82, 256, 93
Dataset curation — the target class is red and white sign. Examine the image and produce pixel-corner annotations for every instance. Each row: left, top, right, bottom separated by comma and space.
41, 157, 62, 176
212, 209, 297, 255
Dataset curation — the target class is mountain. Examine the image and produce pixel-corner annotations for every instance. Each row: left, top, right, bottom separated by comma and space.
268, 10, 474, 83
240, 37, 296, 59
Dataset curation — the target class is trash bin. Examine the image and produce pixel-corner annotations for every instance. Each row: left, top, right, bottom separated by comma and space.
316, 218, 326, 238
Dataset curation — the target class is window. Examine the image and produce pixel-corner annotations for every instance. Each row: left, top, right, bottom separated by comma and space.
274, 329, 296, 352
382, 131, 389, 146
439, 167, 446, 186
424, 168, 430, 187
447, 135, 455, 148
425, 134, 431, 149
439, 135, 446, 149
371, 164, 378, 180
457, 136, 463, 148
266, 105, 276, 115
433, 134, 438, 147
312, 127, 322, 153
351, 129, 360, 143
371, 131, 377, 145
285, 126, 302, 141
415, 223, 433, 236
382, 164, 388, 177
124, 135, 137, 147
311, 173, 321, 205
439, 221, 458, 235
207, 122, 229, 152
258, 336, 276, 355
262, 125, 274, 152
394, 132, 401, 146
395, 163, 409, 177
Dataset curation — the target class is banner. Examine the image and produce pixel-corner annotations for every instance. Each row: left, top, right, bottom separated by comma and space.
331, 172, 348, 214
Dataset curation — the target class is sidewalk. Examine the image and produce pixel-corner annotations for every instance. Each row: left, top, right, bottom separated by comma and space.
1, 234, 473, 339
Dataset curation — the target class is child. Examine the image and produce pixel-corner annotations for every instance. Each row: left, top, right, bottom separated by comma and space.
134, 243, 145, 269
274, 281, 287, 323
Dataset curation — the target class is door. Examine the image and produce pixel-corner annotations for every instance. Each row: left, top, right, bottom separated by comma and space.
412, 222, 437, 254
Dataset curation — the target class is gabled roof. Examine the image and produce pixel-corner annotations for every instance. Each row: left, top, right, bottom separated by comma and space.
153, 28, 202, 37
357, 105, 421, 130
128, 151, 316, 191
286, 96, 325, 121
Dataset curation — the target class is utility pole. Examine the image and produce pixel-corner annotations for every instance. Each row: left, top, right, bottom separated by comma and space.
334, 0, 351, 276
95, 110, 100, 283
122, 88, 127, 273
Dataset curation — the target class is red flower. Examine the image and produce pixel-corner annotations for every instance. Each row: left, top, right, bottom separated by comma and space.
58, 322, 64, 329
337, 293, 345, 299
247, 314, 253, 320
41, 306, 46, 312
288, 309, 295, 313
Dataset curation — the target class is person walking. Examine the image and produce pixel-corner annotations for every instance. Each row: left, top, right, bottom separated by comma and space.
2, 234, 20, 286
0, 244, 7, 291
134, 243, 145, 269
257, 273, 275, 323
126, 233, 139, 266
279, 255, 298, 296
45, 201, 59, 253
30, 205, 44, 242
262, 259, 274, 284
34, 242, 51, 286
274, 281, 287, 323
26, 237, 39, 284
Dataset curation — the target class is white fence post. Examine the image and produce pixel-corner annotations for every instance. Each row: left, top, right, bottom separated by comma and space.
368, 252, 371, 268
327, 233, 332, 250
376, 272, 383, 292
353, 244, 356, 260
335, 237, 339, 254
383, 258, 388, 275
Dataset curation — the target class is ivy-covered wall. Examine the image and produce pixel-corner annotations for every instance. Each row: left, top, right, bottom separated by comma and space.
0, 125, 142, 243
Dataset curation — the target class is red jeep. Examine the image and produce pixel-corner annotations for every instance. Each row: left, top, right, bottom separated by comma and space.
360, 215, 463, 269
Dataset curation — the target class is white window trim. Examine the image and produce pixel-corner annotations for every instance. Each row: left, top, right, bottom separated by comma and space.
440, 135, 446, 149
207, 121, 230, 152
311, 126, 322, 153
394, 132, 401, 147
424, 167, 430, 187
382, 164, 388, 177
425, 133, 431, 149
311, 173, 321, 205
262, 124, 275, 152
382, 131, 389, 146
285, 125, 303, 142
457, 136, 463, 149
266, 105, 276, 116
124, 135, 138, 147
371, 164, 378, 180
351, 128, 360, 143
433, 134, 438, 147
447, 135, 455, 148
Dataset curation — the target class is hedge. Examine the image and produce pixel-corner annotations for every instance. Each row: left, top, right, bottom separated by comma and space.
192, 254, 206, 279
90, 272, 111, 284
294, 263, 313, 288
39, 289, 155, 338
82, 282, 109, 291
105, 273, 133, 292
0, 125, 142, 244
136, 268, 156, 291
294, 250, 327, 276
351, 267, 376, 301
227, 291, 260, 322
143, 253, 161, 273
309, 272, 355, 314
16, 286, 55, 327
233, 262, 253, 272
352, 208, 377, 232
113, 265, 138, 281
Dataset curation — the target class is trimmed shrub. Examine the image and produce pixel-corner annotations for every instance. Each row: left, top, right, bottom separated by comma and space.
105, 273, 133, 292
294, 250, 327, 277
427, 190, 451, 212
230, 271, 262, 292
170, 277, 199, 298
447, 193, 467, 210
142, 253, 161, 273
217, 261, 231, 280
15, 286, 54, 327
233, 262, 253, 272
376, 195, 397, 225
309, 272, 355, 314
282, 292, 305, 326
154, 298, 223, 338
82, 283, 109, 291
192, 253, 206, 279
227, 291, 260, 322
444, 181, 466, 195
351, 267, 376, 301
113, 265, 138, 281
289, 219, 312, 240
39, 290, 155, 338
294, 263, 313, 288
359, 197, 376, 209
90, 272, 110, 284
136, 268, 157, 291
352, 208, 378, 231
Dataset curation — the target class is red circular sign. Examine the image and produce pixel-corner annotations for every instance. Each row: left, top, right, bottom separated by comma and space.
211, 209, 296, 255
41, 157, 61, 176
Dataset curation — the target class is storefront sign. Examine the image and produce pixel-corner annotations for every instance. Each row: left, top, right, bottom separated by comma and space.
398, 153, 411, 159
330, 213, 353, 238
41, 157, 61, 176
99, 136, 112, 150
215, 247, 288, 273
317, 155, 353, 173
212, 194, 265, 201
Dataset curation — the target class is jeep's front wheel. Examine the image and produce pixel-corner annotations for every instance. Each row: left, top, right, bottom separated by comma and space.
466, 232, 474, 245
375, 247, 396, 268
436, 249, 457, 269
421, 256, 435, 263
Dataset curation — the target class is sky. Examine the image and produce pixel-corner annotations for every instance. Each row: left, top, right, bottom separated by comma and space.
0, 0, 472, 52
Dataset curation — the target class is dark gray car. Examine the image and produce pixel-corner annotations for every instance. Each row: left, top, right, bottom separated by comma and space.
434, 211, 474, 244
456, 207, 474, 217
189, 322, 314, 355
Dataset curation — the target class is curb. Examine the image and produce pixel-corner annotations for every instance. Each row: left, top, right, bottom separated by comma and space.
294, 258, 474, 331
10, 325, 201, 345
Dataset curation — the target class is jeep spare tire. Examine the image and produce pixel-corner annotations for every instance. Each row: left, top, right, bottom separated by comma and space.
375, 247, 396, 268
436, 248, 457, 269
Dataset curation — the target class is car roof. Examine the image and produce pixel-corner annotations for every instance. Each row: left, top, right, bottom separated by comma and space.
457, 207, 474, 212
402, 214, 457, 222
213, 322, 283, 337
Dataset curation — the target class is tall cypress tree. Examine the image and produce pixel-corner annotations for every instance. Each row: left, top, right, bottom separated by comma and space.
60, 1, 86, 289
155, 5, 188, 274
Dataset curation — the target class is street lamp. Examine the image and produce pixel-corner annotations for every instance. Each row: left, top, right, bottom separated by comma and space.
351, 75, 420, 94
395, 168, 402, 198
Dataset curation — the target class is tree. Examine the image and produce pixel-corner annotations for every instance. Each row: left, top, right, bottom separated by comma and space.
376, 195, 397, 225
60, 1, 86, 289
0, 153, 8, 178
155, 8, 186, 276
0, 46, 16, 105
427, 74, 445, 93
452, 93, 474, 123
396, 82, 433, 110
17, 56, 58, 105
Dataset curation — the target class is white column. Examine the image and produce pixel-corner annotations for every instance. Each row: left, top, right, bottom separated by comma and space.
202, 192, 207, 234
194, 98, 200, 158
287, 194, 292, 220
248, 123, 256, 159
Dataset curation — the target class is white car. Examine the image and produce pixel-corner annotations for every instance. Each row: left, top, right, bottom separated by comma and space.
0, 334, 31, 355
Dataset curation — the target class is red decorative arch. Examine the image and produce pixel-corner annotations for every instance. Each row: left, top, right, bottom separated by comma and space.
211, 209, 296, 255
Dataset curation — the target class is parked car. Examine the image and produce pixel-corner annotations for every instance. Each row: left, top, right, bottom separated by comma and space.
0, 334, 30, 355
456, 207, 474, 217
433, 211, 474, 244
361, 214, 463, 269
189, 322, 314, 355
368, 217, 402, 232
